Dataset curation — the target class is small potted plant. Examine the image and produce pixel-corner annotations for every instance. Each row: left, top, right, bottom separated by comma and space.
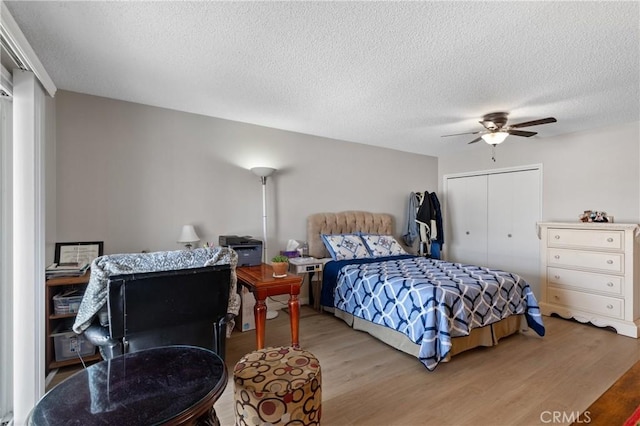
271, 255, 289, 278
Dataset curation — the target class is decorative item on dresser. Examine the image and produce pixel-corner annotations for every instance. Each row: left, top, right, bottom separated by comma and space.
538, 222, 640, 338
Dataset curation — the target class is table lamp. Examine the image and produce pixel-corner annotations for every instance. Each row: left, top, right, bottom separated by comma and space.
177, 225, 200, 249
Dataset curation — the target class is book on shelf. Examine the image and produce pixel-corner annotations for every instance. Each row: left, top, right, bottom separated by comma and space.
46, 262, 90, 278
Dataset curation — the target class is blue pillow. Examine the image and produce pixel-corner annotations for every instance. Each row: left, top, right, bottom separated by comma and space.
321, 234, 371, 261
360, 234, 408, 257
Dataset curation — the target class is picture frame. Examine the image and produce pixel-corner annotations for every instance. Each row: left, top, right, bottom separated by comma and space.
54, 241, 104, 266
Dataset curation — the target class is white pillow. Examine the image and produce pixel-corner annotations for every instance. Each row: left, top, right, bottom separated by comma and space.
321, 234, 371, 261
360, 234, 408, 257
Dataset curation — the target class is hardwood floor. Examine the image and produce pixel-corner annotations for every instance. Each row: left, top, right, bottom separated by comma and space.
47, 307, 640, 425
218, 307, 640, 426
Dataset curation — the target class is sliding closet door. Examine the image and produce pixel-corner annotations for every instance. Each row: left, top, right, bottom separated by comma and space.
445, 166, 542, 297
446, 174, 488, 266
487, 169, 541, 295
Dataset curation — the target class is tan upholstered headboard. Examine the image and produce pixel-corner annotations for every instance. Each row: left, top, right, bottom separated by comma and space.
307, 211, 394, 259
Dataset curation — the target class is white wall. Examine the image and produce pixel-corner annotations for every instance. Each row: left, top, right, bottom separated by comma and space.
439, 121, 640, 224
55, 91, 438, 257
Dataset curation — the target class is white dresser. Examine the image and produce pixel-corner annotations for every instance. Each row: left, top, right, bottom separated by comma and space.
538, 222, 640, 338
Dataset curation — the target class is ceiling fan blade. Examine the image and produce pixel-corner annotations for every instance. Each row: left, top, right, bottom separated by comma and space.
508, 129, 537, 137
441, 131, 481, 137
468, 136, 483, 144
510, 117, 557, 128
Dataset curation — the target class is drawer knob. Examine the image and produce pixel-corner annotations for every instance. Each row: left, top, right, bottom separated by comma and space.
508, 234, 512, 238
607, 237, 614, 242
607, 260, 614, 264
554, 235, 560, 240
607, 304, 613, 310
554, 275, 560, 280
554, 255, 560, 260
466, 231, 470, 235
554, 295, 559, 300
607, 282, 614, 287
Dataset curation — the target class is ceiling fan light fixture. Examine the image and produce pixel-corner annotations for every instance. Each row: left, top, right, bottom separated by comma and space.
481, 131, 509, 145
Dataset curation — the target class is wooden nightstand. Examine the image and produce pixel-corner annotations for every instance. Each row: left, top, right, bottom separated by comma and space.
236, 263, 303, 349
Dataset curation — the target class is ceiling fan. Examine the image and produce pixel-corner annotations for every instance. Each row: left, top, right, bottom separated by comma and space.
442, 112, 557, 145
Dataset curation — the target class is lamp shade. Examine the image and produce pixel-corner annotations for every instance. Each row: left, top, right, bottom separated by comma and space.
177, 225, 200, 243
251, 167, 276, 178
481, 131, 509, 145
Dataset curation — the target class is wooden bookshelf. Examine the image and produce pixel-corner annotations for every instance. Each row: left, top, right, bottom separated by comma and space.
45, 272, 101, 373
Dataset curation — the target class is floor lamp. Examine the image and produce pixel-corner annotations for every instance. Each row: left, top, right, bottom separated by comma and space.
251, 166, 279, 320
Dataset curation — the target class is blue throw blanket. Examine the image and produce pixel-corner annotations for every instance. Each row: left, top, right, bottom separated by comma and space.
331, 256, 545, 370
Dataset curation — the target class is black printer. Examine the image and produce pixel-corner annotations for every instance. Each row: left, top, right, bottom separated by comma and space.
218, 235, 262, 266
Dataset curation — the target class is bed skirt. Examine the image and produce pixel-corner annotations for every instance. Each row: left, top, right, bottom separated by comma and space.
332, 309, 525, 363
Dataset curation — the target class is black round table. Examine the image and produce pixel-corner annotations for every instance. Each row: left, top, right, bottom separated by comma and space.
29, 345, 227, 425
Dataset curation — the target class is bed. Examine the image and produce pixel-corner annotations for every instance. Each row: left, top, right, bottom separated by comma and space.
307, 211, 545, 370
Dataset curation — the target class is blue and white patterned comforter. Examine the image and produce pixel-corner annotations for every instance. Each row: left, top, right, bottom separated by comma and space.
333, 256, 545, 370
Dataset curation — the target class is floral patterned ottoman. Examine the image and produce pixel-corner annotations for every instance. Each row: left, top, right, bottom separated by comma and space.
233, 346, 322, 425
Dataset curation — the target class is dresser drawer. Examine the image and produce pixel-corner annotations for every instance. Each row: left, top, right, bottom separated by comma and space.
548, 287, 624, 319
548, 248, 623, 273
547, 228, 623, 251
547, 267, 622, 295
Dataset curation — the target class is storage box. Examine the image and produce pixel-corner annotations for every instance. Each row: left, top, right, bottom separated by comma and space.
280, 250, 299, 258
51, 327, 96, 361
236, 287, 256, 332
53, 290, 84, 315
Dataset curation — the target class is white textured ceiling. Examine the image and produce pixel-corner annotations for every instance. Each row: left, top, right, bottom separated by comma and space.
5, 1, 640, 156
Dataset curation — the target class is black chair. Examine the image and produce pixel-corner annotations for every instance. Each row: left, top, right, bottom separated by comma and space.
83, 265, 232, 360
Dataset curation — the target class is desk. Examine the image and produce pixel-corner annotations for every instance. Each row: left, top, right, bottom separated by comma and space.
236, 263, 303, 349
29, 346, 227, 426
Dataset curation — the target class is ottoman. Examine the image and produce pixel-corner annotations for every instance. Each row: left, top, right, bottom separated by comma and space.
233, 346, 322, 425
